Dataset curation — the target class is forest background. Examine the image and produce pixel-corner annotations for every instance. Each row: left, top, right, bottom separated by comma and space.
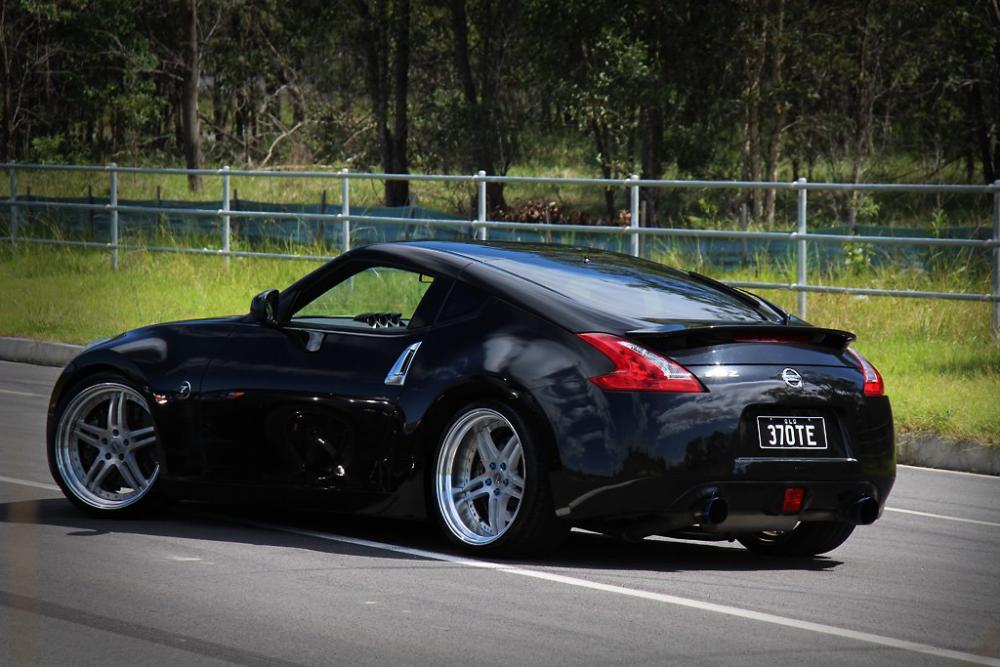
2, 0, 998, 225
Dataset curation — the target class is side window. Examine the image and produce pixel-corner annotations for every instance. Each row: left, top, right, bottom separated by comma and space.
438, 281, 487, 323
292, 266, 435, 330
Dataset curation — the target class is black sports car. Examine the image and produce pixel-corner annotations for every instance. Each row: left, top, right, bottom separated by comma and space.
47, 241, 894, 557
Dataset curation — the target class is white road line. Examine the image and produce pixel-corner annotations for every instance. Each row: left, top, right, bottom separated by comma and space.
885, 507, 1000, 528
0, 388, 45, 398
0, 475, 59, 492
1, 474, 998, 665
898, 464, 999, 480
230, 517, 999, 666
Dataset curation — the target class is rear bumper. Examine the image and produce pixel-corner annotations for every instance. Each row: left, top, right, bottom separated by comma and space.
666, 478, 887, 534
554, 463, 893, 515
545, 387, 895, 531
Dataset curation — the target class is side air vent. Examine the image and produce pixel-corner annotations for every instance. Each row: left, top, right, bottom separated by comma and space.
384, 341, 422, 386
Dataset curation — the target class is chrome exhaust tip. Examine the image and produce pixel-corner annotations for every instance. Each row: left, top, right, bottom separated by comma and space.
699, 496, 729, 525
849, 496, 879, 525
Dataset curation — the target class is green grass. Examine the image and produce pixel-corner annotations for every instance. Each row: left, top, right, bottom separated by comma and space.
0, 242, 997, 445
749, 280, 999, 447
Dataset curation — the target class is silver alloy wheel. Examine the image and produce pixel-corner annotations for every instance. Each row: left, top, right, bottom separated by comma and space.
435, 408, 526, 545
54, 382, 160, 510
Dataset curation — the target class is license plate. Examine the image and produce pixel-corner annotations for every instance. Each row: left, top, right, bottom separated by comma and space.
757, 416, 828, 450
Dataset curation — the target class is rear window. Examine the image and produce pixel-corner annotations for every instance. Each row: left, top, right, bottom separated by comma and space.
488, 253, 771, 323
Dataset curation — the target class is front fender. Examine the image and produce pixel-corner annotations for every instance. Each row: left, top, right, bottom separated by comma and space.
47, 320, 236, 472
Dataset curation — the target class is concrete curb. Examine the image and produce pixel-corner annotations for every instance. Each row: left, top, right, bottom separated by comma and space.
0, 336, 996, 476
897, 433, 1000, 476
0, 337, 82, 368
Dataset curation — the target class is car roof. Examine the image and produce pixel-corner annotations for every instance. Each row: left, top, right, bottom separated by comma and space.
389, 240, 649, 265
356, 241, 772, 333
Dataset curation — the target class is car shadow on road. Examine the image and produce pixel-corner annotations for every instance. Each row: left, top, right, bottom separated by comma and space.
0, 497, 843, 574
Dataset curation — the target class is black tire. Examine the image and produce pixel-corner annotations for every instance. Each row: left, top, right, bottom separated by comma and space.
430, 399, 569, 557
737, 521, 856, 557
48, 372, 163, 517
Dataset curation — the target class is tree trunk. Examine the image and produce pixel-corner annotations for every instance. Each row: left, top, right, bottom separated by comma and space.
640, 104, 663, 226
762, 0, 785, 227
1, 66, 9, 161
354, 0, 410, 207
384, 0, 411, 207
965, 12, 999, 187
448, 0, 515, 212
212, 76, 228, 136
590, 119, 616, 220
741, 0, 767, 223
449, 0, 477, 106
969, 78, 996, 184
0, 5, 9, 161
181, 0, 203, 191
846, 0, 881, 233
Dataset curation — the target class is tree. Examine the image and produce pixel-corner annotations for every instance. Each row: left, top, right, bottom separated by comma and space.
965, 0, 1000, 183
181, 0, 203, 190
446, 0, 523, 212
0, 1, 41, 161
349, 0, 412, 206
738, 0, 788, 227
566, 28, 652, 218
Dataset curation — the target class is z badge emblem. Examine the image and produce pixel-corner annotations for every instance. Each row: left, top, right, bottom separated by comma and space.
781, 368, 803, 388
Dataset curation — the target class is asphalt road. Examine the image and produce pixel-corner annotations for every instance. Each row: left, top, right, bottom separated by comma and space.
1, 359, 998, 667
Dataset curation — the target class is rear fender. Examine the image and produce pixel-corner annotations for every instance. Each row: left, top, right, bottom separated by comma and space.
415, 376, 560, 472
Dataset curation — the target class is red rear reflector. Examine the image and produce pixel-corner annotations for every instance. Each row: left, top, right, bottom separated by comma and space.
577, 333, 705, 393
846, 347, 885, 397
782, 487, 806, 514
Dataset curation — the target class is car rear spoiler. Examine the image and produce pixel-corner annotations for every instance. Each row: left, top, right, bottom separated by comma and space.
626, 323, 856, 351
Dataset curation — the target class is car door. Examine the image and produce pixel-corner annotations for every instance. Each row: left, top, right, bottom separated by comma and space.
193, 262, 449, 503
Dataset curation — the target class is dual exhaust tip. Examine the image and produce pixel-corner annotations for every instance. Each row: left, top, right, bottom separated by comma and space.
693, 494, 878, 526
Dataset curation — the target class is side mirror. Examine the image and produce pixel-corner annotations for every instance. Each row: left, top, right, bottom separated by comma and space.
250, 289, 280, 325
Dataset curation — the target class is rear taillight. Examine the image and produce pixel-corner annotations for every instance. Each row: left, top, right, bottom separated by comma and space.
577, 333, 705, 393
846, 347, 885, 396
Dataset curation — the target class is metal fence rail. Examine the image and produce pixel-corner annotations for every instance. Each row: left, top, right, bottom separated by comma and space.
3, 162, 999, 336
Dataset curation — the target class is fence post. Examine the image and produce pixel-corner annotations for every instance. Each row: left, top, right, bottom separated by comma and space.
629, 174, 640, 257
476, 170, 487, 241
992, 180, 999, 338
796, 177, 808, 319
109, 163, 119, 271
7, 162, 16, 250
221, 166, 231, 265
340, 168, 351, 254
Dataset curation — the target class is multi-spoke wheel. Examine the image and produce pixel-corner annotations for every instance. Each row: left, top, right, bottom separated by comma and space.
433, 401, 567, 556
50, 377, 161, 513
